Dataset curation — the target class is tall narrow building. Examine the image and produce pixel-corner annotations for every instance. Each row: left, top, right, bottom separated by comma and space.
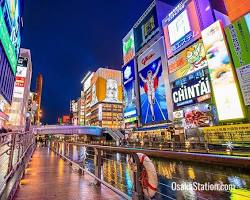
35, 74, 43, 125
9, 48, 32, 129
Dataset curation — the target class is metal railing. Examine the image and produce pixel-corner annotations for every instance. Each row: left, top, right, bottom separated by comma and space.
0, 131, 35, 200
79, 140, 250, 156
50, 140, 250, 200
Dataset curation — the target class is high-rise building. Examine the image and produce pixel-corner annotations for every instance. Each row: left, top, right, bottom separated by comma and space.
8, 48, 32, 129
0, 0, 23, 128
35, 74, 43, 125
81, 68, 123, 129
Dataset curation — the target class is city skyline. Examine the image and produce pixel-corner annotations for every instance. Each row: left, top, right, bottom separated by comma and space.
21, 0, 158, 124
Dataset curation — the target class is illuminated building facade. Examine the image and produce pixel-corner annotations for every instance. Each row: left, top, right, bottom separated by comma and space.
8, 48, 32, 129
0, 0, 23, 128
122, 0, 250, 144
81, 68, 123, 129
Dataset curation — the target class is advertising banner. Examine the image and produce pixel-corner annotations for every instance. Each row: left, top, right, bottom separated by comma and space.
13, 66, 27, 98
162, 0, 201, 58
122, 59, 137, 120
202, 21, 245, 121
0, 7, 17, 74
225, 13, 250, 105
183, 103, 212, 128
224, 0, 250, 22
90, 69, 123, 105
137, 37, 172, 124
202, 123, 250, 134
168, 39, 208, 82
17, 56, 28, 68
172, 68, 211, 109
134, 5, 159, 52
123, 29, 135, 64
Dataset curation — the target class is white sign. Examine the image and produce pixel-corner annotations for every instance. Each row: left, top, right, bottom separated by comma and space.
236, 64, 250, 105
168, 9, 191, 45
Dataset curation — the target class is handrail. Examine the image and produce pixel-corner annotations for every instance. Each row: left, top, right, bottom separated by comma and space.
0, 130, 35, 199
51, 141, 144, 200
52, 149, 132, 200
61, 142, 250, 169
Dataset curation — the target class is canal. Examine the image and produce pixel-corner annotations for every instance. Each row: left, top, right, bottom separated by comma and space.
58, 143, 250, 200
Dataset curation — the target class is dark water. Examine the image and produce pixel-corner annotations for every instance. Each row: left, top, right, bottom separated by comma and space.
61, 143, 250, 200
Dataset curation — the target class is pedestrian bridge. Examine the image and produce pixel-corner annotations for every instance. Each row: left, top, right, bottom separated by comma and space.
33, 125, 124, 140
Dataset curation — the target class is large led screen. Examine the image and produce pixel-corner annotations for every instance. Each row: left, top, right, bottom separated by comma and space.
163, 0, 201, 58
5, 0, 21, 57
0, 7, 17, 74
122, 59, 137, 119
168, 39, 208, 82
225, 13, 250, 105
202, 21, 245, 121
137, 37, 172, 124
172, 68, 211, 109
134, 6, 159, 52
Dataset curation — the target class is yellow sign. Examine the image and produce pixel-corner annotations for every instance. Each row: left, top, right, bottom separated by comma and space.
202, 124, 250, 134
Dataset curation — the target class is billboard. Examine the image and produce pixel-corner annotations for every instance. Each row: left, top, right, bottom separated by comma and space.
225, 13, 250, 105
0, 7, 17, 74
172, 68, 211, 109
168, 39, 208, 82
134, 5, 159, 52
137, 37, 172, 124
163, 0, 201, 58
162, 0, 214, 58
3, 0, 21, 58
123, 29, 135, 64
13, 65, 27, 98
90, 68, 123, 106
224, 0, 250, 22
122, 59, 137, 120
183, 103, 212, 128
202, 21, 245, 121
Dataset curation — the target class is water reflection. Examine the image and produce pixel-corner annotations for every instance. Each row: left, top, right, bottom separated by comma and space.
57, 142, 250, 200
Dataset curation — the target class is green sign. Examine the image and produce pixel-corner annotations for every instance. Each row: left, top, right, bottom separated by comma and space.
225, 13, 250, 69
0, 8, 17, 74
124, 117, 137, 123
123, 37, 133, 54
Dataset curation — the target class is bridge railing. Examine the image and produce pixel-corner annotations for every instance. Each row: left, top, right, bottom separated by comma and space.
50, 140, 250, 200
0, 131, 35, 199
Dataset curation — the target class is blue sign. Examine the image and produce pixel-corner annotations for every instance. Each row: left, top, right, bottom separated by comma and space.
122, 59, 137, 120
172, 68, 211, 109
138, 57, 168, 124
134, 6, 159, 52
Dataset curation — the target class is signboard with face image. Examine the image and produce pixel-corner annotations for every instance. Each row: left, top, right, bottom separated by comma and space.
202, 21, 245, 121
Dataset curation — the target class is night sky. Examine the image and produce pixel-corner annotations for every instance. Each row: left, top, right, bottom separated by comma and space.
21, 0, 174, 124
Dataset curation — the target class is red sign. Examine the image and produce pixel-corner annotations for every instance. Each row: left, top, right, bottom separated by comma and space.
15, 77, 25, 87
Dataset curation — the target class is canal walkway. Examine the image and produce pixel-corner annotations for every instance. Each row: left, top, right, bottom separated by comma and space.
14, 147, 122, 200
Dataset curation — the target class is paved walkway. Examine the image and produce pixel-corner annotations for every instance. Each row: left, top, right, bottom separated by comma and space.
14, 147, 122, 200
